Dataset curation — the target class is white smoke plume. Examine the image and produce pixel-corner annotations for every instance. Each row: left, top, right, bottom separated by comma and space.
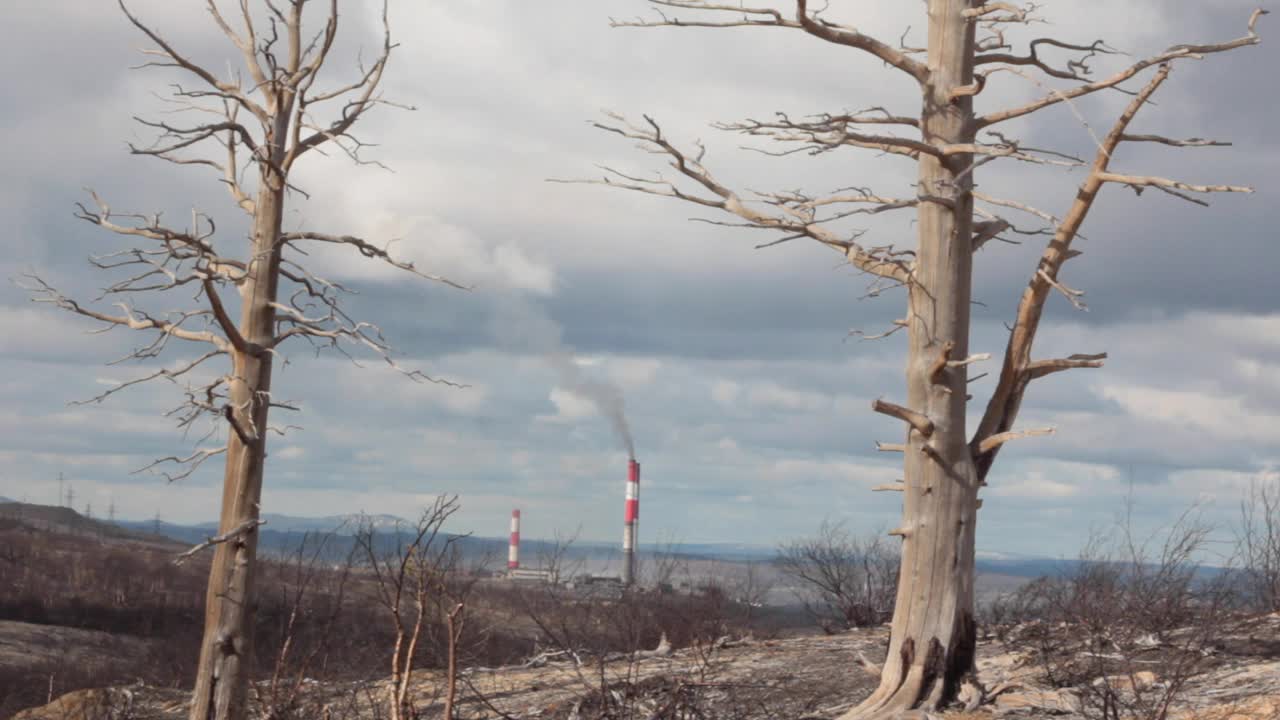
493, 297, 636, 458
545, 350, 635, 459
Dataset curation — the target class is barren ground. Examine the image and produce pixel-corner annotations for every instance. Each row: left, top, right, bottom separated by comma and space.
12, 613, 1280, 720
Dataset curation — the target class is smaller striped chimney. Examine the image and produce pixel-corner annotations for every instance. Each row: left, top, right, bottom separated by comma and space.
508, 509, 521, 570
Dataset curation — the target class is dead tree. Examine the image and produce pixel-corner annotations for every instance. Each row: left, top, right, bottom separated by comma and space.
21, 3, 462, 719
574, 2, 1264, 716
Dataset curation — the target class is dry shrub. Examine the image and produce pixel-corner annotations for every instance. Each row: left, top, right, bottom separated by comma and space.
776, 520, 899, 633
998, 503, 1240, 720
1238, 475, 1280, 613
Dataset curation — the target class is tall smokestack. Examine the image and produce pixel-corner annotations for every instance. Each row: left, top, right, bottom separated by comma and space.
508, 509, 521, 570
622, 459, 640, 586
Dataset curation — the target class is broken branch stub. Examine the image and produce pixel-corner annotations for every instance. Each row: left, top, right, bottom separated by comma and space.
872, 399, 935, 437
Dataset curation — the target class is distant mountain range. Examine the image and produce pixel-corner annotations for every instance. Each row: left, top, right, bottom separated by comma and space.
112, 512, 1068, 578
189, 511, 407, 534
0, 497, 1082, 580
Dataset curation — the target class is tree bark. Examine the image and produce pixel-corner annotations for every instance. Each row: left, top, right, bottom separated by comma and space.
844, 1, 979, 716
188, 107, 292, 720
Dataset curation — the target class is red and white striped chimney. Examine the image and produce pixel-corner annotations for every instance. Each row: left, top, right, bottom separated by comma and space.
508, 509, 521, 570
622, 459, 640, 585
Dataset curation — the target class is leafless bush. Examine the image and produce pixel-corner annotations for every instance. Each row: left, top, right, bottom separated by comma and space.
566, 673, 826, 720
776, 520, 898, 632
536, 525, 584, 586
256, 531, 356, 719
1238, 474, 1280, 612
978, 576, 1054, 643
512, 569, 766, 720
354, 495, 468, 720
724, 561, 775, 630
1009, 505, 1238, 720
513, 583, 634, 717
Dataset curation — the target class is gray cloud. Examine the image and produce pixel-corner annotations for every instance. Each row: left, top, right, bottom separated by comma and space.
1, 0, 1275, 553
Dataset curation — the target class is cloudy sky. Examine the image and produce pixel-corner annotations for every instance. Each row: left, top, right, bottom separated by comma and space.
1, 1, 1276, 557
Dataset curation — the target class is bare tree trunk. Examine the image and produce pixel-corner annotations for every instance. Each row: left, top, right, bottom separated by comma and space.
395, 590, 426, 720
849, 3, 978, 716
388, 614, 408, 720
443, 603, 465, 720
190, 113, 291, 720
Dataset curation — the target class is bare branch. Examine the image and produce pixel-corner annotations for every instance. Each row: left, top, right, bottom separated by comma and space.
793, 0, 928, 82
1026, 352, 1107, 379
949, 353, 992, 368
963, 3, 1032, 21
175, 517, 265, 565
223, 403, 259, 446
1037, 268, 1088, 310
976, 38, 1120, 81
75, 191, 222, 258
972, 219, 1011, 251
119, 0, 269, 122
973, 191, 1060, 227
849, 318, 909, 342
135, 445, 228, 483
280, 231, 468, 289
928, 341, 956, 386
612, 0, 786, 29
291, 0, 340, 88
221, 107, 258, 214
871, 399, 934, 438
288, 2, 396, 167
973, 62, 1185, 477
202, 278, 259, 355
975, 426, 1056, 454
571, 113, 913, 282
724, 114, 936, 159
129, 117, 261, 160
1120, 134, 1230, 148
24, 274, 229, 352
613, 1, 928, 82
267, 300, 466, 388
204, 0, 270, 92
979, 9, 1266, 127
1095, 172, 1253, 197
74, 350, 227, 406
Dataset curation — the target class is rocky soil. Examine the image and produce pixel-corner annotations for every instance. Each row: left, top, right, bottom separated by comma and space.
12, 613, 1280, 720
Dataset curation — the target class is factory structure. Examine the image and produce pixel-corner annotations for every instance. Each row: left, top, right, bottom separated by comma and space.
622, 458, 640, 586
504, 457, 642, 587
505, 508, 555, 582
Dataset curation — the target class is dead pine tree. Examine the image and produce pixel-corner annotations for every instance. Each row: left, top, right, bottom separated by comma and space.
572, 2, 1264, 717
21, 2, 464, 719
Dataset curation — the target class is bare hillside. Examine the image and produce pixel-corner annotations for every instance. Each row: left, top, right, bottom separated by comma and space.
13, 613, 1280, 720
